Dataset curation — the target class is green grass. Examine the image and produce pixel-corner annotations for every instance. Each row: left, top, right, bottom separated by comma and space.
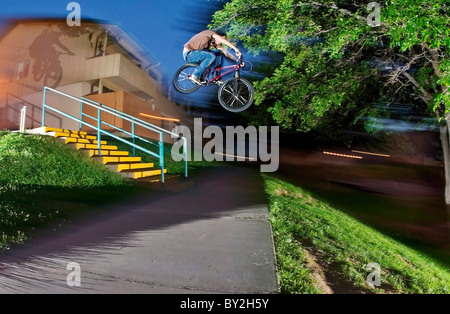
0, 132, 219, 251
0, 131, 134, 250
263, 174, 450, 294
0, 132, 128, 188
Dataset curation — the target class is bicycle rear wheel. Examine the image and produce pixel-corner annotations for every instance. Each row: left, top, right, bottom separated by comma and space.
173, 63, 202, 94
218, 77, 254, 113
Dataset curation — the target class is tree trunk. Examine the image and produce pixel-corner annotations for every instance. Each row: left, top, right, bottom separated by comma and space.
439, 125, 450, 204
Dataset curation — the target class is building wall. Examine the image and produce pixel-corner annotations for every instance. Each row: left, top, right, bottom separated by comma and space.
0, 21, 101, 103
0, 20, 188, 133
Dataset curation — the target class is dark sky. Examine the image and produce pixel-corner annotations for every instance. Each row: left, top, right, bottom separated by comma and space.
0, 0, 227, 75
0, 0, 265, 116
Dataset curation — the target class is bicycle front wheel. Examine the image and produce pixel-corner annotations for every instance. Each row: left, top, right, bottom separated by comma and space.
173, 63, 202, 94
44, 66, 63, 88
218, 77, 254, 113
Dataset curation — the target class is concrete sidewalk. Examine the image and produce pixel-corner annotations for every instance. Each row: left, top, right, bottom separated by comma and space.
0, 166, 279, 294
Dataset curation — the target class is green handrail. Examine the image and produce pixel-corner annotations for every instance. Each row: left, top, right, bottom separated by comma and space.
42, 86, 189, 182
80, 97, 188, 178
80, 97, 183, 156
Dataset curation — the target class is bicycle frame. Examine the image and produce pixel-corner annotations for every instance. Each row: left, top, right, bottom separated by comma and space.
174, 56, 254, 112
204, 63, 240, 85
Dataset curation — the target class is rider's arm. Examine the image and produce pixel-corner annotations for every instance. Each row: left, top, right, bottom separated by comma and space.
212, 34, 242, 59
217, 46, 240, 63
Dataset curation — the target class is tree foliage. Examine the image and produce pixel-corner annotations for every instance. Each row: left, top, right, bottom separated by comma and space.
210, 0, 449, 136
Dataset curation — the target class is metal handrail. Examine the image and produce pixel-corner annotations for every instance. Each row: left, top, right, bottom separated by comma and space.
80, 97, 186, 159
42, 86, 189, 182
81, 97, 181, 138
6, 93, 62, 129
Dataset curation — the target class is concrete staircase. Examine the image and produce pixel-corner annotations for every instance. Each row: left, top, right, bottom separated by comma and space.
31, 127, 166, 180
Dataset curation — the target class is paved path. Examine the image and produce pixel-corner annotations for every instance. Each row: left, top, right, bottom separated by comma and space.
0, 166, 279, 294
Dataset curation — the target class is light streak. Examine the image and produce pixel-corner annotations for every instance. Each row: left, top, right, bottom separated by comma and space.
323, 151, 363, 159
352, 150, 391, 158
139, 113, 180, 123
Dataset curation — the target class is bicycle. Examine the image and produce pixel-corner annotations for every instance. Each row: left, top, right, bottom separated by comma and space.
33, 52, 70, 88
173, 54, 255, 113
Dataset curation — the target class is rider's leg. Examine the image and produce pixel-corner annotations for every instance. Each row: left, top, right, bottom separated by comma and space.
208, 51, 223, 84
186, 50, 217, 79
210, 49, 222, 75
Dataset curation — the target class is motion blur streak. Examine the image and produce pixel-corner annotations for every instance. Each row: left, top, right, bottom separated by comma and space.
323, 151, 364, 160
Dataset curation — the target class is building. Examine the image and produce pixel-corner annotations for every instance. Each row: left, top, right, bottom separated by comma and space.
0, 18, 189, 141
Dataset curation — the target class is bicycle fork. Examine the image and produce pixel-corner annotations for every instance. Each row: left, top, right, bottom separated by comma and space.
233, 67, 240, 94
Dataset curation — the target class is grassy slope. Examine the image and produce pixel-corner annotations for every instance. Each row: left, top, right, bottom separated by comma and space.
0, 132, 219, 251
0, 132, 128, 188
263, 174, 450, 294
0, 132, 132, 250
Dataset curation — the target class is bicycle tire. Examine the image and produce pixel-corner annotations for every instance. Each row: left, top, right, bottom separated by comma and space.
44, 65, 63, 88
173, 63, 202, 94
218, 77, 254, 113
33, 62, 45, 81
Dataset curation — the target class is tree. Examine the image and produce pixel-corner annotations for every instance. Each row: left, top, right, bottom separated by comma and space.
384, 0, 450, 202
210, 0, 450, 202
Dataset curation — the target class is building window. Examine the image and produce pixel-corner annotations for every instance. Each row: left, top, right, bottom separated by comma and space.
0, 64, 15, 84
16, 60, 30, 80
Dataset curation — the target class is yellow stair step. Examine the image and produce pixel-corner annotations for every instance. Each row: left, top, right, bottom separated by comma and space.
53, 132, 98, 141
40, 127, 167, 181
71, 143, 118, 151
106, 162, 155, 173
61, 137, 108, 145
44, 127, 88, 136
83, 150, 130, 158
120, 169, 167, 180
93, 156, 142, 164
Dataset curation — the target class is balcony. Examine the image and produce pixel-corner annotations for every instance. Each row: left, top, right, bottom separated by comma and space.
81, 53, 158, 101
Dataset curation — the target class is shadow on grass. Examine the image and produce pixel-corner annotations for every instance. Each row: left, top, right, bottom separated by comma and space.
0, 184, 148, 251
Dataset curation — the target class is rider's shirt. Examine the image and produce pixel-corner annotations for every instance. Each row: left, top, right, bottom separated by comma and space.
184, 30, 217, 52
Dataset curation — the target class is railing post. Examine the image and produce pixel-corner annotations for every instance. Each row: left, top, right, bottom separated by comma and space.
98, 108, 102, 156
160, 133, 165, 183
20, 106, 27, 133
132, 122, 136, 157
42, 88, 47, 127
80, 101, 83, 132
31, 105, 35, 129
